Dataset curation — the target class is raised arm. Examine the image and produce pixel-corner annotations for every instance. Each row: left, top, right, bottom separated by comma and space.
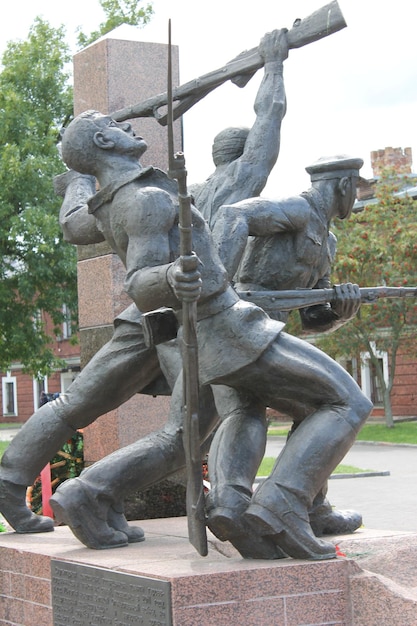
236, 29, 288, 187
212, 195, 309, 279
195, 29, 288, 226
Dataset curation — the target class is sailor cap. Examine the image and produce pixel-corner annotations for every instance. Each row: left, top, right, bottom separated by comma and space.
306, 155, 364, 181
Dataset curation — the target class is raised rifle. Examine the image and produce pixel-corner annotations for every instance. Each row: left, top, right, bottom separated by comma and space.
166, 21, 208, 557
237, 286, 417, 313
112, 1, 346, 125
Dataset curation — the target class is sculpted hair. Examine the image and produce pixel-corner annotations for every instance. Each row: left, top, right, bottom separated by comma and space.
212, 126, 250, 166
61, 110, 102, 175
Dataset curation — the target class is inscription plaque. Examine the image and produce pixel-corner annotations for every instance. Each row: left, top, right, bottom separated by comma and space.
51, 560, 172, 626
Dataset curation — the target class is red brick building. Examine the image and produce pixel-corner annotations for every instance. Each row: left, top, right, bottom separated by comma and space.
0, 311, 80, 424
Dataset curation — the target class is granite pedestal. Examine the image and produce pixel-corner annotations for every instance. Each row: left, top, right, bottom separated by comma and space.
1, 520, 417, 625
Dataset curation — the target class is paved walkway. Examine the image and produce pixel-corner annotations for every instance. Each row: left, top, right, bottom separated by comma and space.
265, 437, 417, 533
0, 427, 20, 442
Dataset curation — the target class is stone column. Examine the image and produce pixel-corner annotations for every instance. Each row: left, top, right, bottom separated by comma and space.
72, 36, 181, 465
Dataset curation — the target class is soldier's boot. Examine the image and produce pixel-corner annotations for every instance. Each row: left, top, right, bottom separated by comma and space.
107, 500, 145, 544
206, 410, 287, 559
244, 407, 367, 560
284, 427, 363, 537
309, 486, 362, 536
51, 430, 185, 549
0, 403, 76, 533
288, 421, 363, 536
50, 477, 129, 550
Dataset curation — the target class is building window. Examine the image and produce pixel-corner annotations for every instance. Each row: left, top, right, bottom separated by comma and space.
360, 344, 389, 406
2, 372, 17, 416
62, 304, 72, 340
339, 357, 359, 384
33, 377, 48, 411
60, 370, 79, 393
369, 359, 385, 405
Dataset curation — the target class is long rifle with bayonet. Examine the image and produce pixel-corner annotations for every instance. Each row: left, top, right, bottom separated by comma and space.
237, 286, 417, 313
112, 1, 346, 126
166, 21, 208, 557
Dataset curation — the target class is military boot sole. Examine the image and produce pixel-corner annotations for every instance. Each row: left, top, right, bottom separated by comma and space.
207, 506, 287, 560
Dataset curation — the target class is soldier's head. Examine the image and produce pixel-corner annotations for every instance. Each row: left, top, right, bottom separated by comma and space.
212, 126, 250, 166
61, 110, 147, 176
306, 155, 364, 220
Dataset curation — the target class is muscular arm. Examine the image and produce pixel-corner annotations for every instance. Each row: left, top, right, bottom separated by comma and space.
234, 30, 288, 191
55, 170, 105, 245
212, 196, 309, 279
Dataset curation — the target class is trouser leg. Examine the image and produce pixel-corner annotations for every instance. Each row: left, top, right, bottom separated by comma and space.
207, 386, 267, 507
201, 386, 286, 559
219, 332, 372, 559
1, 403, 76, 486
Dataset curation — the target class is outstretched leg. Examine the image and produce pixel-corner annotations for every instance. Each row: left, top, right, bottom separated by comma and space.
0, 320, 162, 533
50, 380, 220, 548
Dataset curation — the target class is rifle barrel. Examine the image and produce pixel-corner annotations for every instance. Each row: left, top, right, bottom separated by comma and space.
237, 286, 417, 313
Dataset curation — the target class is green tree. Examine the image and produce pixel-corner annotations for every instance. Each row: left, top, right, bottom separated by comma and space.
77, 0, 153, 49
0, 2, 154, 377
315, 170, 417, 426
0, 18, 76, 376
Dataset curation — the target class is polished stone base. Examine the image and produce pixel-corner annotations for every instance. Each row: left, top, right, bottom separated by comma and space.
0, 518, 416, 625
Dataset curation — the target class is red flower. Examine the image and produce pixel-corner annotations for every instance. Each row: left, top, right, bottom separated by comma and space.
335, 544, 346, 557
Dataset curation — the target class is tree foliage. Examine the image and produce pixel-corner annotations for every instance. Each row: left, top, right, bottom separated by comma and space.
0, 2, 154, 376
315, 170, 417, 425
0, 18, 76, 376
76, 0, 153, 49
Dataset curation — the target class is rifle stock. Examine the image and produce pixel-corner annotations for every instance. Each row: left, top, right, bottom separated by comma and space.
237, 286, 417, 313
112, 1, 346, 125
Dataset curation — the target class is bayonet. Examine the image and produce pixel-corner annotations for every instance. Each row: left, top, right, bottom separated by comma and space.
167, 20, 208, 557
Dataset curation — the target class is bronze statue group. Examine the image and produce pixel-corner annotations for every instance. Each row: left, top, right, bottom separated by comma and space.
0, 27, 373, 561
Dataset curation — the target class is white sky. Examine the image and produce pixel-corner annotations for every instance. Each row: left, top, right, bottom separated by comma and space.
1, 0, 417, 196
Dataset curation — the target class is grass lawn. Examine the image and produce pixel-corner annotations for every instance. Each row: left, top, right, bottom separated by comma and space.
257, 456, 372, 477
0, 441, 8, 459
268, 421, 417, 444
0, 423, 20, 429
